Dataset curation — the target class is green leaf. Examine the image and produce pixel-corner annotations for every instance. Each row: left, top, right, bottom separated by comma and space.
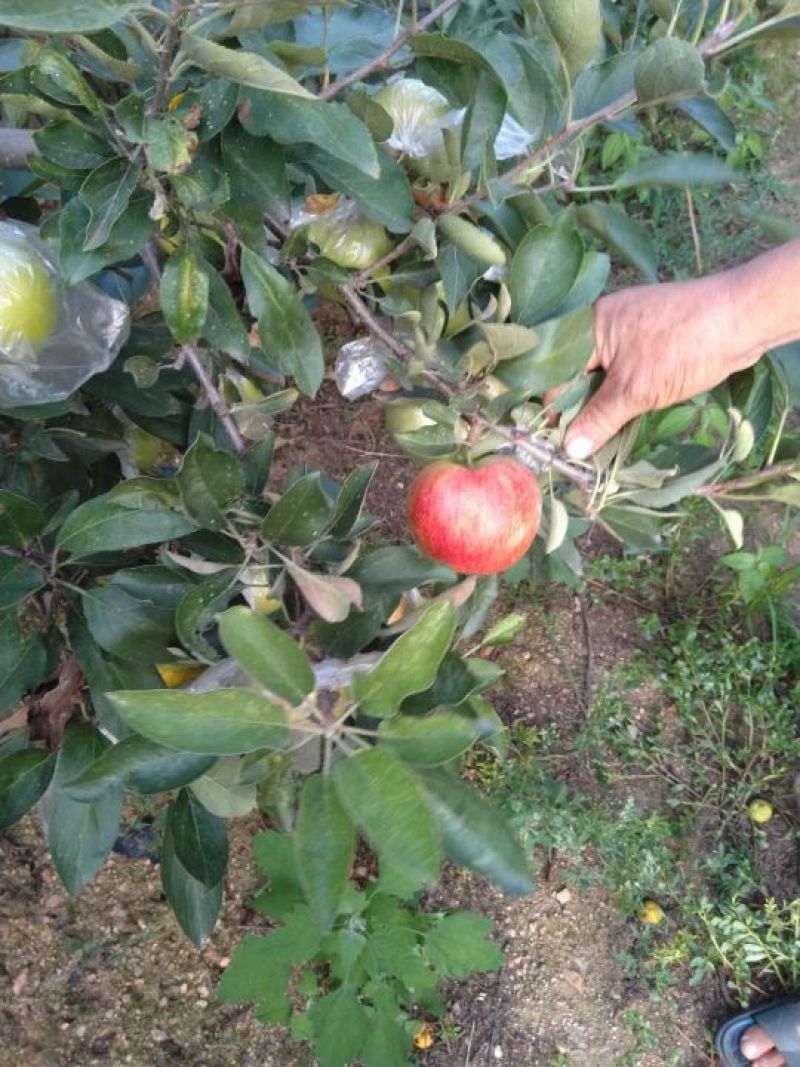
530, 0, 604, 77
379, 711, 485, 766
34, 121, 114, 169
240, 247, 324, 397
334, 747, 439, 887
0, 558, 44, 609
161, 247, 210, 344
0, 748, 56, 830
65, 735, 214, 801
190, 756, 257, 818
677, 95, 735, 152
308, 987, 368, 1067
217, 606, 315, 704
252, 829, 305, 915
462, 71, 506, 171
437, 243, 487, 314
328, 464, 377, 539
108, 688, 289, 754
350, 546, 456, 597
167, 788, 228, 888
0, 490, 45, 547
82, 577, 179, 664
496, 307, 593, 395
426, 912, 503, 978
177, 433, 245, 531
220, 123, 289, 215
240, 92, 379, 178
304, 146, 413, 233
175, 573, 236, 663
180, 34, 314, 99
46, 723, 123, 894
0, 0, 146, 32
401, 653, 503, 715
295, 777, 355, 932
615, 152, 740, 190
202, 265, 251, 362
634, 37, 705, 104
260, 471, 332, 545
577, 202, 658, 282
53, 192, 155, 284
598, 505, 664, 550
0, 613, 49, 718
218, 908, 321, 1017
351, 601, 457, 718
361, 1016, 411, 1067
509, 224, 584, 326
422, 771, 532, 895
161, 813, 223, 946
79, 158, 140, 252
482, 612, 527, 647
56, 493, 199, 559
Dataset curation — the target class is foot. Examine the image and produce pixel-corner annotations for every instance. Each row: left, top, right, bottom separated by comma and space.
741, 1024, 785, 1066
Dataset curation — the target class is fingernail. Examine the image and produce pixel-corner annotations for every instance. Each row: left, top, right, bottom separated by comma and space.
739, 1038, 756, 1057
566, 435, 593, 460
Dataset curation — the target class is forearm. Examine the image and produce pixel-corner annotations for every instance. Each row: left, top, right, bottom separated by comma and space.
726, 239, 800, 360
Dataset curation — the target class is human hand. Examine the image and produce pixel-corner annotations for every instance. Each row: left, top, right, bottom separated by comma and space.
562, 273, 762, 460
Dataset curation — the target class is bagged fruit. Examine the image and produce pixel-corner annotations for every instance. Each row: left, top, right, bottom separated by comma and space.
376, 78, 540, 178
0, 220, 129, 407
295, 197, 391, 271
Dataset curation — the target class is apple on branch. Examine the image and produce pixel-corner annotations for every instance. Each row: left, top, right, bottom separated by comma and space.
407, 457, 542, 575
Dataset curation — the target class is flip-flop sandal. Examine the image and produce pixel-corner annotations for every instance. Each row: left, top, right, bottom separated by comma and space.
716, 998, 800, 1066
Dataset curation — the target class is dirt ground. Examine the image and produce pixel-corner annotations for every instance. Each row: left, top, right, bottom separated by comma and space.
2, 37, 799, 1067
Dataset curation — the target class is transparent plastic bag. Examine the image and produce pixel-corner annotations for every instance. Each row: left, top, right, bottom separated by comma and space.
375, 77, 539, 175
0, 220, 130, 408
335, 335, 394, 399
293, 197, 391, 271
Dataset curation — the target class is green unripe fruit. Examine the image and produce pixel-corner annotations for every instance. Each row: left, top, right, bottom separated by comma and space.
307, 215, 392, 271
438, 215, 507, 269
534, 0, 604, 78
126, 427, 170, 473
384, 399, 438, 436
0, 243, 60, 353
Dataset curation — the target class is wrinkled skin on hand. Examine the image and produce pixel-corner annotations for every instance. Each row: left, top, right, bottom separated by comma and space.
562, 241, 800, 459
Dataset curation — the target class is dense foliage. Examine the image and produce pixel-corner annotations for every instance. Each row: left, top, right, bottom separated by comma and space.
0, 1, 798, 1062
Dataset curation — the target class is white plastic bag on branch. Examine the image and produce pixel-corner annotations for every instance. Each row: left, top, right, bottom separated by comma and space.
0, 220, 129, 407
375, 77, 538, 175
335, 336, 394, 400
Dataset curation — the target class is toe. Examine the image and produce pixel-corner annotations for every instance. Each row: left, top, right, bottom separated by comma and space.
740, 1026, 776, 1060
753, 1052, 786, 1067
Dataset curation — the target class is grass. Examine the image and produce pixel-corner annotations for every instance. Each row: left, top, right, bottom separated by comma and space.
473, 533, 799, 1007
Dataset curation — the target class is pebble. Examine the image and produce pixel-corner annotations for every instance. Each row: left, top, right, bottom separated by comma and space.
555, 888, 573, 905
493, 1046, 503, 1060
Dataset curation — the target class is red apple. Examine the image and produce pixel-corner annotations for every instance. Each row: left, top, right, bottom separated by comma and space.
407, 457, 542, 575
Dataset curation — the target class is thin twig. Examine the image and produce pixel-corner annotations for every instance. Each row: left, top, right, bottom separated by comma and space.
339, 286, 594, 489
339, 286, 408, 357
694, 460, 800, 497
351, 234, 416, 289
180, 344, 246, 454
685, 187, 703, 275
148, 2, 183, 117
318, 0, 461, 100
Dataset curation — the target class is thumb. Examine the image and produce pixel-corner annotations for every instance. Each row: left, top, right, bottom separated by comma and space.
563, 376, 635, 460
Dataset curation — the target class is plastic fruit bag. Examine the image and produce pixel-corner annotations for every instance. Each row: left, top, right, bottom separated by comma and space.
376, 77, 465, 181
0, 220, 130, 408
294, 197, 392, 271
